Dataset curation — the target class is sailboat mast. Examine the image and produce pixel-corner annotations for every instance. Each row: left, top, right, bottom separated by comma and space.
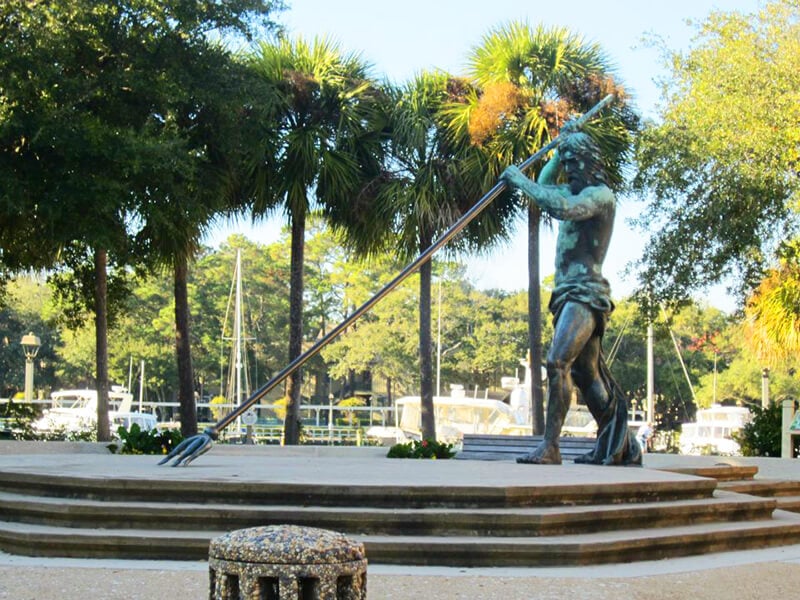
647, 322, 654, 423
139, 359, 145, 412
235, 249, 243, 408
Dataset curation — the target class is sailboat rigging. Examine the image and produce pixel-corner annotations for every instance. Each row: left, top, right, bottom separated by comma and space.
220, 249, 255, 426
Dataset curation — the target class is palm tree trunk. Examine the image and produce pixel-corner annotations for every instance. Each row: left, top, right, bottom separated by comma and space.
94, 247, 111, 442
419, 232, 436, 441
174, 255, 197, 437
284, 210, 306, 445
528, 206, 545, 434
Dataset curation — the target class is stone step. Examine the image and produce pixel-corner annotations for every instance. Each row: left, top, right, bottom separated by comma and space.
0, 520, 215, 560
0, 469, 717, 508
775, 495, 800, 513
656, 464, 759, 482
362, 511, 800, 567
2, 511, 799, 567
3, 449, 798, 569
0, 490, 776, 538
719, 479, 800, 497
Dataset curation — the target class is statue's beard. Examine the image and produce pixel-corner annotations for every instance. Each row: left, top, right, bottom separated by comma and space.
568, 177, 583, 194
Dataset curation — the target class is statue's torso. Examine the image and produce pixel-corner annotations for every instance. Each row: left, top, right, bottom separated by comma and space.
552, 191, 615, 288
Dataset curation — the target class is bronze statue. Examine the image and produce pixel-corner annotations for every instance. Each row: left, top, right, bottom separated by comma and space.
501, 123, 641, 466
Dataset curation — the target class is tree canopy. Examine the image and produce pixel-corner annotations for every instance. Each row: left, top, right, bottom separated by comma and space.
632, 0, 800, 306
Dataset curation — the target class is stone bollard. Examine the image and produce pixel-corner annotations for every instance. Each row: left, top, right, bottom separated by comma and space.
208, 525, 367, 600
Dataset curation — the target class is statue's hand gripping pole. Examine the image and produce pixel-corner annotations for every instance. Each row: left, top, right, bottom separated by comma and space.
159, 94, 614, 466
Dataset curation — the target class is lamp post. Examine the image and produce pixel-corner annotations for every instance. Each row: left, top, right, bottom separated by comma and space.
328, 393, 334, 445
20, 332, 41, 403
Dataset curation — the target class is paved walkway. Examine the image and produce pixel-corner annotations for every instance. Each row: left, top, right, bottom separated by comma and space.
3, 545, 800, 599
1, 442, 800, 599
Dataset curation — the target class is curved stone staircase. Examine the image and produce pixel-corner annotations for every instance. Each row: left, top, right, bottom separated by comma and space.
1, 448, 799, 567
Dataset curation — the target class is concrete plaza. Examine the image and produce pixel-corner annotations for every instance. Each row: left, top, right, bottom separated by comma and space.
1, 442, 799, 599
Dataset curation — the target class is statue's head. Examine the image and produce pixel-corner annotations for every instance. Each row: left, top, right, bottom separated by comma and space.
558, 127, 608, 190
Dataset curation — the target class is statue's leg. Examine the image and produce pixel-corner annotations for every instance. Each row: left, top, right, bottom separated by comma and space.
573, 337, 607, 419
571, 337, 607, 464
517, 303, 595, 465
573, 334, 640, 466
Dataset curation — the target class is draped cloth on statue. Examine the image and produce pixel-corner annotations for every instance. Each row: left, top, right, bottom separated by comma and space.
549, 278, 642, 466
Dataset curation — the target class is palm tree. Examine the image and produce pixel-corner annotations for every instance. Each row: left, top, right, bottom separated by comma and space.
135, 201, 208, 437
132, 43, 263, 439
247, 37, 385, 444
371, 71, 511, 440
446, 21, 636, 433
744, 241, 800, 363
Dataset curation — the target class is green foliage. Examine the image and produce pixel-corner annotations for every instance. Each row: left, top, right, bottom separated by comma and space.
209, 396, 229, 422
2, 397, 96, 441
322, 253, 419, 397
338, 396, 366, 426
322, 258, 537, 401
734, 403, 783, 457
1, 399, 39, 438
633, 0, 800, 305
452, 20, 638, 191
1, 399, 37, 421
246, 35, 386, 445
603, 298, 738, 431
5, 230, 783, 438
17, 424, 96, 443
0, 276, 61, 397
111, 424, 184, 456
0, 0, 286, 441
744, 240, 800, 362
387, 438, 456, 459
693, 324, 800, 412
469, 290, 530, 387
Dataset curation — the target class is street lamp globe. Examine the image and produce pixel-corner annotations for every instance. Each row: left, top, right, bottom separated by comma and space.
21, 332, 41, 358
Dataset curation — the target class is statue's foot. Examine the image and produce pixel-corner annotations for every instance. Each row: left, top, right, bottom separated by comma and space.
574, 438, 643, 467
573, 449, 598, 464
516, 442, 562, 465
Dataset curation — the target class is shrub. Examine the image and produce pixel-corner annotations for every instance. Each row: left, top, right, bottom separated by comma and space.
209, 395, 229, 421
2, 399, 40, 439
733, 402, 793, 457
338, 396, 366, 426
387, 438, 456, 459
110, 424, 184, 455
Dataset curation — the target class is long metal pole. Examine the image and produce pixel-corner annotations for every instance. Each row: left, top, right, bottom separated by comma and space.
206, 95, 615, 437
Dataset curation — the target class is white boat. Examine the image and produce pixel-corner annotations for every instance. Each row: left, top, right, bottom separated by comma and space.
679, 404, 751, 456
377, 393, 531, 444
32, 387, 156, 434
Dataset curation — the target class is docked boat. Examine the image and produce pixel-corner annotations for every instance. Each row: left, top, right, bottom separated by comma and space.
31, 388, 156, 434
367, 391, 531, 445
679, 404, 751, 456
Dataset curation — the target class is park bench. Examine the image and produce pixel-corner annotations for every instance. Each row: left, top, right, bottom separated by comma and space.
457, 434, 596, 461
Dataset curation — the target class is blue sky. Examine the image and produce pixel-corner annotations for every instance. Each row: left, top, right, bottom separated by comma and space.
209, 0, 764, 310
